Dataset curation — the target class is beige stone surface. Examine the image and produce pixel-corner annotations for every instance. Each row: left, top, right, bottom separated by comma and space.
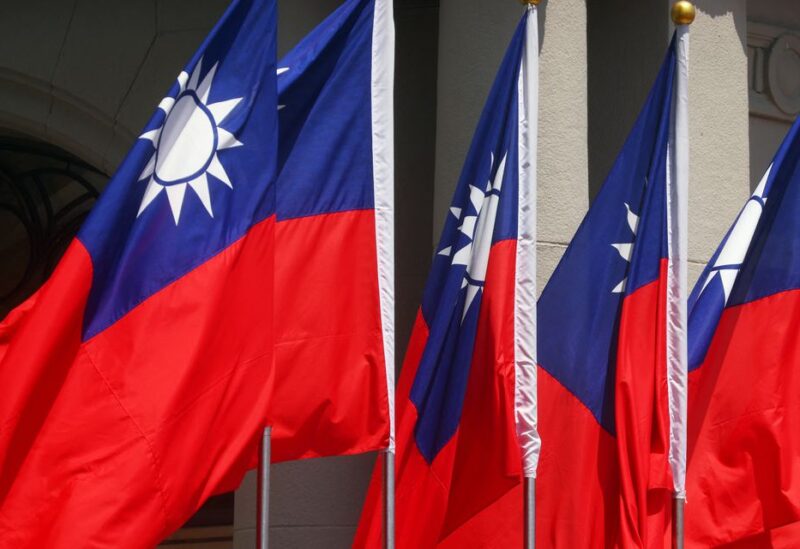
685, 0, 751, 266
536, 0, 589, 246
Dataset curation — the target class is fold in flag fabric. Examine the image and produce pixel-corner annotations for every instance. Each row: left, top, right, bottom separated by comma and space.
536, 36, 687, 547
271, 0, 395, 461
355, 9, 540, 547
686, 117, 800, 546
0, 0, 396, 546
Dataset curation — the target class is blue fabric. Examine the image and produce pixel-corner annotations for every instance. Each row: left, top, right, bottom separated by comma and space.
538, 40, 675, 434
688, 116, 800, 371
410, 15, 524, 464
276, 0, 376, 220
78, 0, 278, 340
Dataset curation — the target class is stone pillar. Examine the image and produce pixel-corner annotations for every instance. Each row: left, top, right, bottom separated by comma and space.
434, 0, 589, 292
685, 0, 750, 280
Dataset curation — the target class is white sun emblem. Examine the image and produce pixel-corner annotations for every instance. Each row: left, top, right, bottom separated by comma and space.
136, 58, 244, 224
438, 152, 507, 320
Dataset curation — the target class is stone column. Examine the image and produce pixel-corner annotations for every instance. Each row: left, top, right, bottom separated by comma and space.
684, 0, 750, 280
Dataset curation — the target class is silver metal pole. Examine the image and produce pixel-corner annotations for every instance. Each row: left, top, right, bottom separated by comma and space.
257, 427, 272, 549
383, 449, 395, 549
673, 496, 685, 549
524, 478, 535, 549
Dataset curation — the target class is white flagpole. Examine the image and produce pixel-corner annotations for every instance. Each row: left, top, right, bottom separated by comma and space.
257, 426, 272, 549
517, 2, 542, 548
667, 3, 694, 548
370, 0, 396, 546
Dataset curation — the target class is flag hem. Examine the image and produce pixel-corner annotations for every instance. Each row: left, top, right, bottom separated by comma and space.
371, 0, 396, 450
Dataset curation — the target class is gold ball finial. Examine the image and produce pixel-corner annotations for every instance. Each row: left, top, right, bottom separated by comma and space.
671, 1, 696, 25
520, 0, 541, 5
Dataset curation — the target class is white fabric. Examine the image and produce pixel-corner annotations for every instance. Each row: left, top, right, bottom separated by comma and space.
371, 0, 396, 451
514, 5, 541, 479
666, 25, 690, 499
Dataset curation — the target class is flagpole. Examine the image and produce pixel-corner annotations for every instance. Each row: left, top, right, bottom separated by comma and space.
384, 449, 396, 549
669, 3, 694, 549
524, 478, 535, 549
518, 2, 541, 549
257, 426, 272, 549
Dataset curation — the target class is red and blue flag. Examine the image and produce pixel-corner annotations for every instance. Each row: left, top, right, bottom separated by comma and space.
536, 36, 688, 547
271, 0, 395, 462
0, 1, 278, 546
356, 10, 540, 547
686, 117, 800, 546
0, 0, 396, 546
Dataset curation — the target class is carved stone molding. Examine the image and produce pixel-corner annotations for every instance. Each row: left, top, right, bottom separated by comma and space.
749, 21, 800, 121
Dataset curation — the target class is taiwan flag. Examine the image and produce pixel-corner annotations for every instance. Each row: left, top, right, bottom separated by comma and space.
686, 117, 800, 546
0, 0, 395, 547
270, 0, 396, 461
535, 34, 688, 547
355, 9, 540, 547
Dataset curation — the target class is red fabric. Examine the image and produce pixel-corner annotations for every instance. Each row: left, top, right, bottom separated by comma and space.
0, 218, 274, 548
354, 240, 522, 549
535, 366, 619, 548
0, 209, 390, 548
686, 289, 800, 548
614, 261, 673, 548
273, 209, 390, 461
535, 262, 673, 549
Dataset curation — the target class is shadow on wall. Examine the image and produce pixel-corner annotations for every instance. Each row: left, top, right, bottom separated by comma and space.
586, 0, 666, 202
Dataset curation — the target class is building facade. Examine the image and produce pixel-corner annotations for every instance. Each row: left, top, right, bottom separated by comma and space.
0, 0, 797, 547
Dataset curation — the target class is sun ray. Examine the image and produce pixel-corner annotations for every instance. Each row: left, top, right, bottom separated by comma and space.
452, 242, 473, 266
277, 67, 290, 75
207, 154, 232, 188
207, 98, 242, 125
166, 183, 188, 224
139, 154, 156, 181
196, 62, 219, 104
468, 184, 484, 213
450, 207, 461, 219
217, 128, 243, 149
438, 246, 452, 256
158, 96, 175, 114
459, 215, 477, 237
463, 284, 481, 321
492, 155, 507, 191
624, 203, 640, 234
612, 243, 633, 261
177, 71, 189, 93
138, 177, 164, 217
140, 127, 161, 145
189, 174, 213, 217
187, 58, 203, 91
